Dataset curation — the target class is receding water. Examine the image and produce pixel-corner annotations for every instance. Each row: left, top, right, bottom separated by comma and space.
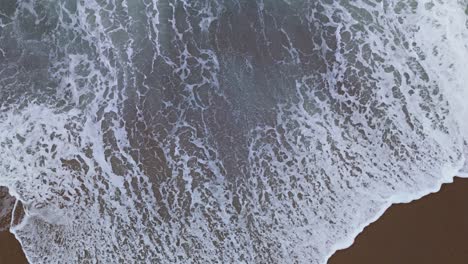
0, 0, 467, 263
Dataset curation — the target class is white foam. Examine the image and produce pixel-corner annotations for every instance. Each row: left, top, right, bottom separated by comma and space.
1, 0, 467, 263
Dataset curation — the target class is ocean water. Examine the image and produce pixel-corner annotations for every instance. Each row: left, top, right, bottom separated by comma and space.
0, 0, 467, 263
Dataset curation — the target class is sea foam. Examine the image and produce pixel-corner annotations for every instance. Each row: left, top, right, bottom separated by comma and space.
0, 0, 466, 263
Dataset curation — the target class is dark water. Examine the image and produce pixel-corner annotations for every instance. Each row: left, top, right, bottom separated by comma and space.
0, 0, 467, 263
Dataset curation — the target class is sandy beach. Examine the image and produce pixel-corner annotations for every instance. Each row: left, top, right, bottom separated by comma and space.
0, 187, 28, 264
329, 176, 468, 264
0, 231, 28, 264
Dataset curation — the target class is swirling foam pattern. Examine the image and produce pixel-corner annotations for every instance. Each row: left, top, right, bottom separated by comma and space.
0, 0, 467, 263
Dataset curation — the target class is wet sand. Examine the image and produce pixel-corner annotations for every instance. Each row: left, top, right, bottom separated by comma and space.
0, 187, 28, 264
2, 177, 468, 264
0, 231, 28, 264
329, 176, 468, 264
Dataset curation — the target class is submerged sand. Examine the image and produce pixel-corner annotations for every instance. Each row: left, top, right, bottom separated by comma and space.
2, 177, 468, 264
329, 176, 468, 264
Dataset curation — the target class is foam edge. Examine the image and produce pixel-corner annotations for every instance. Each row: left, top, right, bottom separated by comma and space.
322, 160, 467, 264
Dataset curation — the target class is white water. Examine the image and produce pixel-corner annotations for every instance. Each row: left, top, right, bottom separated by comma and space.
0, 0, 466, 263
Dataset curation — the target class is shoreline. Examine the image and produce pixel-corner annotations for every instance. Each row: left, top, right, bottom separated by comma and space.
328, 176, 468, 263
0, 187, 28, 263
323, 162, 465, 263
0, 230, 28, 264
2, 168, 467, 263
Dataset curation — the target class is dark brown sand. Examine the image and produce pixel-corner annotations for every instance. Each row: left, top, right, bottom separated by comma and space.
329, 176, 468, 264
0, 187, 28, 264
0, 231, 28, 264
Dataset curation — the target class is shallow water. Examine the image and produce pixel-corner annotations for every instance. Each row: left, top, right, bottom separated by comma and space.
0, 0, 467, 263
